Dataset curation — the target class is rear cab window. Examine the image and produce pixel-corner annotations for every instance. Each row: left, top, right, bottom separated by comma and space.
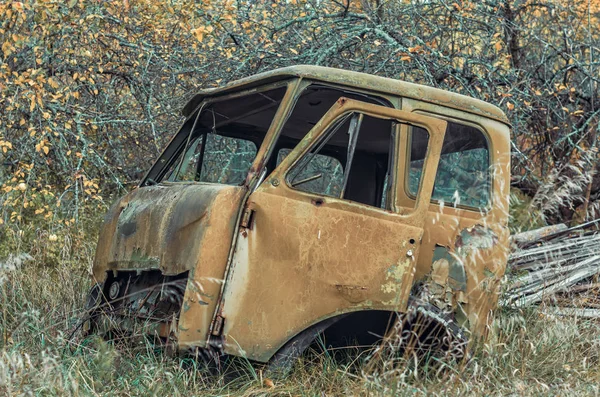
407, 121, 491, 210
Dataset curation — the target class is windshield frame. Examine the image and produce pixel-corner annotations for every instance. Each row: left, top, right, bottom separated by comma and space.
140, 80, 291, 187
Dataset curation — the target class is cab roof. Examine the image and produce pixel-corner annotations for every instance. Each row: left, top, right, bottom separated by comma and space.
182, 65, 509, 125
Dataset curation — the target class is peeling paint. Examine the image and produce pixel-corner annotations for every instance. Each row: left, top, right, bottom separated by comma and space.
335, 284, 369, 303
455, 224, 498, 256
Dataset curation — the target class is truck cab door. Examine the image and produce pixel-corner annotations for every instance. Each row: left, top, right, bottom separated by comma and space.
215, 98, 446, 361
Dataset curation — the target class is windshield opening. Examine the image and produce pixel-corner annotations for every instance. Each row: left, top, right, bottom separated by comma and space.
146, 86, 287, 186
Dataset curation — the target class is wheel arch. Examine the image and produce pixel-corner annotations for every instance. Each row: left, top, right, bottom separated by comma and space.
267, 309, 399, 369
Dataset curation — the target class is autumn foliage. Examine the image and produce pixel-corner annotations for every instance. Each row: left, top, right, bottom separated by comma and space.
0, 0, 599, 247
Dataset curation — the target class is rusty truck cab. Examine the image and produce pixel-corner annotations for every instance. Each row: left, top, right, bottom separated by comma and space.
90, 65, 510, 364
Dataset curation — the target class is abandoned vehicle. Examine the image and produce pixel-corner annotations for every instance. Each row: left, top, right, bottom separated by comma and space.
84, 65, 511, 366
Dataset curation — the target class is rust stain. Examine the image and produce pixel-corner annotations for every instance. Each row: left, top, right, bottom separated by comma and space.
335, 284, 369, 303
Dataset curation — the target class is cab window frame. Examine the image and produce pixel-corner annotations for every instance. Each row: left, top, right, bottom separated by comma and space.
281, 109, 402, 212
404, 112, 493, 212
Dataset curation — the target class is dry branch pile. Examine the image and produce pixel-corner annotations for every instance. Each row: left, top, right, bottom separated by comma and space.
503, 220, 600, 317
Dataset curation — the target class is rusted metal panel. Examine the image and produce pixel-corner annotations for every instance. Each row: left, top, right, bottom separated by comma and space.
177, 187, 247, 348
217, 99, 448, 362
92, 183, 245, 285
222, 191, 422, 361
182, 65, 509, 125
399, 97, 511, 340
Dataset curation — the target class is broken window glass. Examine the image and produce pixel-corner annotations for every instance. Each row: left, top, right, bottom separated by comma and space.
266, 85, 390, 177
166, 134, 257, 184
408, 122, 490, 209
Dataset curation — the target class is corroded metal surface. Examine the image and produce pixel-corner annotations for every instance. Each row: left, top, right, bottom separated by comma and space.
177, 186, 247, 348
398, 97, 511, 341
93, 184, 245, 282
217, 99, 448, 361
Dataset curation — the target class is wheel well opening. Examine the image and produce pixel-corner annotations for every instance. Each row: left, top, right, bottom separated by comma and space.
312, 310, 398, 355
306, 307, 466, 364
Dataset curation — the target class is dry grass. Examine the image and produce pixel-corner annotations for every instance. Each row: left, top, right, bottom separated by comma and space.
2, 252, 600, 396
1, 217, 600, 396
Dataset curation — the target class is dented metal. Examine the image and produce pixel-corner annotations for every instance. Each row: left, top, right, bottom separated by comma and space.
89, 66, 511, 363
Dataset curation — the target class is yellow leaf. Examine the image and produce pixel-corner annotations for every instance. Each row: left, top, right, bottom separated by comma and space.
193, 28, 204, 42
42, 146, 49, 155
506, 102, 514, 110
494, 41, 502, 51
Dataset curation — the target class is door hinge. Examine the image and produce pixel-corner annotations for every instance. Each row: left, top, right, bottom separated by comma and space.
240, 207, 255, 229
212, 315, 225, 336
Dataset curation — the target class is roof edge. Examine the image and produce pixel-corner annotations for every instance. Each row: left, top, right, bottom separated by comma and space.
182, 65, 509, 126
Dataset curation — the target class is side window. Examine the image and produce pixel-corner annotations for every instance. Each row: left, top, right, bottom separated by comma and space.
286, 112, 396, 209
406, 127, 430, 198
408, 122, 490, 209
267, 85, 391, 179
